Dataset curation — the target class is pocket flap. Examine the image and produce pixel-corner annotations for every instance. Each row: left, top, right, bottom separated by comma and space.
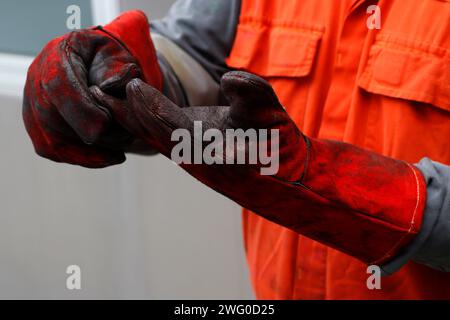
358, 38, 450, 111
227, 23, 323, 78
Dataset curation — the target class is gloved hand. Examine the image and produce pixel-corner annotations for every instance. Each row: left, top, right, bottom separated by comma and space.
23, 10, 162, 168
94, 71, 427, 265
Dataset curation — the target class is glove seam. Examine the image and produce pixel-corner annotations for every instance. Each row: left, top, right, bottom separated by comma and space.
64, 33, 112, 139
96, 26, 152, 86
95, 26, 133, 56
30, 81, 61, 162
371, 162, 423, 265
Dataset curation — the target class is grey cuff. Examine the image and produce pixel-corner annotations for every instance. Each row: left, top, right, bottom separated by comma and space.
381, 158, 450, 275
152, 33, 221, 106
157, 52, 189, 107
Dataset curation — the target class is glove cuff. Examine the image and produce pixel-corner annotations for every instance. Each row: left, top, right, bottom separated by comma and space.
291, 138, 428, 264
99, 10, 163, 91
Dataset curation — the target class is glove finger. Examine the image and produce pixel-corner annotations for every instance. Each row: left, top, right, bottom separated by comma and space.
23, 59, 124, 168
88, 34, 141, 95
221, 71, 286, 128
42, 32, 112, 145
90, 85, 142, 135
125, 79, 193, 155
24, 91, 125, 168
90, 86, 162, 155
96, 62, 141, 94
22, 85, 54, 160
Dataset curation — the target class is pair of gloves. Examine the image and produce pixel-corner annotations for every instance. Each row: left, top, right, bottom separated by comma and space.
23, 11, 426, 265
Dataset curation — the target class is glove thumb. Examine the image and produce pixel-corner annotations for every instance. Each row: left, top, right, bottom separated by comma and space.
90, 61, 141, 95
221, 71, 285, 128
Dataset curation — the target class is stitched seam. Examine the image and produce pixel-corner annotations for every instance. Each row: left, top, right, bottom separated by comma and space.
30, 82, 60, 161
364, 83, 448, 110
255, 232, 287, 282
376, 33, 450, 58
65, 33, 111, 121
372, 163, 422, 265
375, 41, 450, 59
238, 16, 325, 34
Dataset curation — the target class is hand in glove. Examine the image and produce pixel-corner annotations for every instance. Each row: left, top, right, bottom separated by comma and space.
23, 11, 162, 168
94, 71, 427, 265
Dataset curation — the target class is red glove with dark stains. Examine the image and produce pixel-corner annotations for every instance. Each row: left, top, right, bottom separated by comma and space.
23, 10, 162, 168
93, 71, 427, 265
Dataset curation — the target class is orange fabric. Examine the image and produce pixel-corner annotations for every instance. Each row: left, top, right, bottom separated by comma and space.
226, 0, 450, 299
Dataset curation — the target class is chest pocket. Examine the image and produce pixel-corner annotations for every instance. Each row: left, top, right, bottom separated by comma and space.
352, 32, 450, 163
226, 21, 323, 79
226, 21, 324, 132
358, 34, 450, 112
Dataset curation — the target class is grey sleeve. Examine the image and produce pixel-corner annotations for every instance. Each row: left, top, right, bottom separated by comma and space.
382, 158, 450, 275
150, 0, 241, 106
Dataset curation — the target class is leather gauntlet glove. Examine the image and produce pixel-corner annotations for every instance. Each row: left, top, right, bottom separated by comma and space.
23, 10, 162, 168
95, 71, 427, 265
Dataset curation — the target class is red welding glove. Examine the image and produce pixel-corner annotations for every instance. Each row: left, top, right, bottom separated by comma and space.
23, 10, 162, 168
94, 71, 427, 265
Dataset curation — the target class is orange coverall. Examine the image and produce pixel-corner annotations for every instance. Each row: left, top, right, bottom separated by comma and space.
23, 0, 450, 300
225, 0, 450, 299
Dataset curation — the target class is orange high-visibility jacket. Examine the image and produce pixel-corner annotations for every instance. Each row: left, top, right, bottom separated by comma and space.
226, 0, 450, 299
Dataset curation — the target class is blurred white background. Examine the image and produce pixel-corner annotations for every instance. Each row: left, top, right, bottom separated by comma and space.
0, 0, 254, 299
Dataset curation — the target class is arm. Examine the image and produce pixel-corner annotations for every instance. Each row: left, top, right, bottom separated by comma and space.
122, 0, 241, 153
150, 0, 241, 106
152, 2, 450, 272
93, 72, 427, 266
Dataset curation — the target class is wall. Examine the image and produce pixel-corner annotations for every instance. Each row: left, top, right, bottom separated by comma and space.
0, 0, 254, 299
0, 0, 93, 55
120, 0, 174, 19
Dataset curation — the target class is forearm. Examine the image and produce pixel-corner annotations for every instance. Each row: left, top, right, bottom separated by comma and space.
150, 0, 241, 106
141, 2, 450, 272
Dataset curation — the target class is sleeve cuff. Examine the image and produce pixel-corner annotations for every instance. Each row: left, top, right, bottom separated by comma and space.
381, 157, 447, 275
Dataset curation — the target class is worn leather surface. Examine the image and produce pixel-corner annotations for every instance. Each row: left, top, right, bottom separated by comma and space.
94, 71, 427, 264
23, 11, 162, 168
